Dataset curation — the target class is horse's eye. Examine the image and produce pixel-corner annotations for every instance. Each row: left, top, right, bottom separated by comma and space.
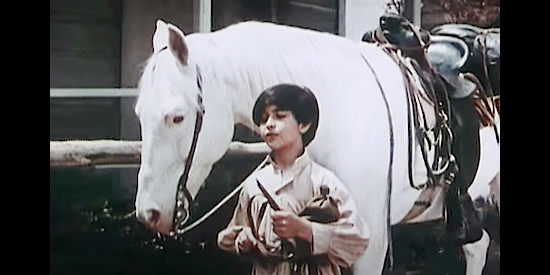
173, 116, 184, 123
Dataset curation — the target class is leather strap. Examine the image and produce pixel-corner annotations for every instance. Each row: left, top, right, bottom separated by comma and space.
360, 53, 396, 270
172, 65, 206, 234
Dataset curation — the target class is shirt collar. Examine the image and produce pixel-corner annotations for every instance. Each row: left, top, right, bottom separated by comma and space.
255, 150, 312, 194
264, 150, 311, 175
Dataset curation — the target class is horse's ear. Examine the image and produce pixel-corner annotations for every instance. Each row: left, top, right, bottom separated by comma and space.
152, 20, 189, 67
153, 20, 169, 53
167, 25, 189, 66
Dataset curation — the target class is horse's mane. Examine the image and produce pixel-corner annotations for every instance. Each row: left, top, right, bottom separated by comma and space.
191, 22, 372, 112
201, 21, 365, 71
208, 21, 355, 53
137, 21, 374, 117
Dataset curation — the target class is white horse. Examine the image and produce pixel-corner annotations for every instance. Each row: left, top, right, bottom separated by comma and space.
463, 122, 500, 275
134, 20, 500, 274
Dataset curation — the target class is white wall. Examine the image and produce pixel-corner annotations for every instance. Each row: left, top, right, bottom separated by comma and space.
341, 0, 388, 41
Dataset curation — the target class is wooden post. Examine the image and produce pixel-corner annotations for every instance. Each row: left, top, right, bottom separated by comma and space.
339, 0, 387, 41
413, 0, 422, 26
194, 0, 211, 33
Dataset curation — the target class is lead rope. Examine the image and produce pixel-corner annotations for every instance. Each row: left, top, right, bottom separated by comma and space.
360, 53, 395, 270
176, 180, 246, 235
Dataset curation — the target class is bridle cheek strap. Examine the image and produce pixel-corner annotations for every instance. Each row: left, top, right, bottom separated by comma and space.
172, 65, 205, 234
178, 109, 203, 209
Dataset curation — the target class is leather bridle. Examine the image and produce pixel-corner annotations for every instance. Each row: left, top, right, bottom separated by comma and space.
170, 64, 205, 237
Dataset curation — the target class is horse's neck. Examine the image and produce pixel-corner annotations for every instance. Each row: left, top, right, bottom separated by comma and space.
191, 23, 365, 133
193, 24, 372, 133
195, 46, 289, 131
187, 41, 257, 131
216, 63, 263, 130
191, 22, 365, 131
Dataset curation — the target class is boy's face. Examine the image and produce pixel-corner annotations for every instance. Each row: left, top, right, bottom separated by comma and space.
259, 105, 311, 152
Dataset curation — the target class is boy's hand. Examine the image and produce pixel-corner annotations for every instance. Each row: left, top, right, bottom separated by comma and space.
218, 225, 243, 251
271, 211, 312, 242
235, 226, 258, 254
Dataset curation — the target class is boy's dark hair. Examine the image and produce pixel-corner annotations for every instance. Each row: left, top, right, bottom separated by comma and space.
252, 84, 319, 146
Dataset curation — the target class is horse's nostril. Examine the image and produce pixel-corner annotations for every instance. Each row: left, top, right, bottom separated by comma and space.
147, 209, 161, 224
138, 208, 161, 228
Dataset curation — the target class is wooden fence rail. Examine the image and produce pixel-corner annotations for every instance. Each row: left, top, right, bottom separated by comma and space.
50, 140, 270, 168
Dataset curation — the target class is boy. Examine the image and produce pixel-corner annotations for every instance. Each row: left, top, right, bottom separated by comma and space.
217, 84, 369, 274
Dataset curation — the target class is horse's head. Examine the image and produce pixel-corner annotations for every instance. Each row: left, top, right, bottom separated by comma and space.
134, 20, 235, 235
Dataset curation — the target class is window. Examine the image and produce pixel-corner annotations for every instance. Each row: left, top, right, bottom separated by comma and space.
213, 0, 339, 34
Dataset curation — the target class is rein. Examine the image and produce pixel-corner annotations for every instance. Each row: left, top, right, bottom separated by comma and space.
360, 53, 396, 269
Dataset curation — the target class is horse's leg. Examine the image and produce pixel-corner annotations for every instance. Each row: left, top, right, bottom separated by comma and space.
341, 169, 394, 275
463, 229, 491, 275
461, 153, 499, 275
489, 172, 500, 215
354, 215, 389, 275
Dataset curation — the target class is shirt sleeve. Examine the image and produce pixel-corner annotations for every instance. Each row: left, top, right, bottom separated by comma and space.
309, 168, 370, 268
217, 185, 251, 253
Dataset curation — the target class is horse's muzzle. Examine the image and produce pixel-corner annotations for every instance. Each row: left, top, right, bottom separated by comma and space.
136, 208, 162, 231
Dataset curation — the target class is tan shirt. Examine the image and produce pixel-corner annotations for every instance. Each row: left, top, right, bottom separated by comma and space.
217, 152, 369, 274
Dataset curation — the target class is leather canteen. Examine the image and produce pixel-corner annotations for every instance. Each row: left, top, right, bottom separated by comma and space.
298, 185, 340, 224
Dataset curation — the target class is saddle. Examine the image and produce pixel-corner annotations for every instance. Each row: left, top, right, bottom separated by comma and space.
368, 15, 498, 129
365, 13, 458, 190
425, 35, 476, 99
431, 24, 500, 134
363, 14, 431, 48
365, 13, 484, 245
432, 24, 501, 96
364, 14, 476, 99
431, 24, 484, 53
363, 13, 431, 50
